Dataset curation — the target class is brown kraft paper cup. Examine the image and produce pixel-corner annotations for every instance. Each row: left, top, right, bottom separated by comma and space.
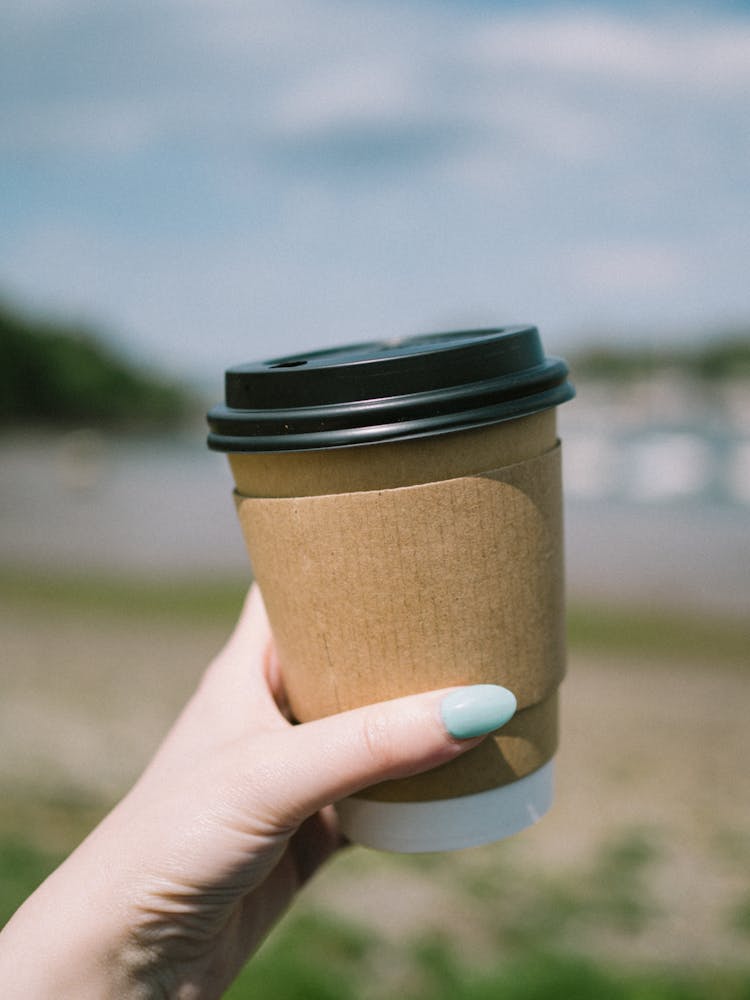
207, 327, 575, 851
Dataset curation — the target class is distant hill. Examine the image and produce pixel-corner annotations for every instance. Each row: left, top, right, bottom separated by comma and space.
570, 335, 750, 381
0, 301, 196, 429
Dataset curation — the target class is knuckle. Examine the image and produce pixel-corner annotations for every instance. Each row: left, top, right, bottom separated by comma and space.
359, 707, 398, 774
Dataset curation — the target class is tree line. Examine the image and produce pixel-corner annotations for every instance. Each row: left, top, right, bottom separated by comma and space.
2, 298, 749, 431
570, 335, 750, 381
0, 300, 196, 429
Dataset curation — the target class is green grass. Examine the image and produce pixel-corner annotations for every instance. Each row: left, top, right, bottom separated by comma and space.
227, 914, 750, 1000
0, 793, 107, 928
1, 567, 747, 664
0, 567, 248, 623
567, 604, 750, 665
0, 837, 62, 928
1, 570, 747, 992
3, 825, 749, 999
729, 896, 750, 938
225, 913, 372, 1000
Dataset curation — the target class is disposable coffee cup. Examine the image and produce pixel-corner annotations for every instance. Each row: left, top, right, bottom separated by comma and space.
207, 326, 575, 852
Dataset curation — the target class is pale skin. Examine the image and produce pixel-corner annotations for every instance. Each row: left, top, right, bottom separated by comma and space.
0, 586, 486, 999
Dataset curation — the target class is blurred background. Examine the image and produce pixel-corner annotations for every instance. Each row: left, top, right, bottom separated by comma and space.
1, 1, 749, 997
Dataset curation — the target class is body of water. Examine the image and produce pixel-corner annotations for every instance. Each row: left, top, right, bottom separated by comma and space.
1, 380, 749, 616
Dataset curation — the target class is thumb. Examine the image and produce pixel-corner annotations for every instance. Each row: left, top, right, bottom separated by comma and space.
249, 684, 517, 830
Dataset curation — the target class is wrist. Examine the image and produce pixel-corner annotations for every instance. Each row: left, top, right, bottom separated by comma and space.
0, 852, 160, 1000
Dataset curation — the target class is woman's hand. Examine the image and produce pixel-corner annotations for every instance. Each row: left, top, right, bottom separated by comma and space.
0, 585, 515, 999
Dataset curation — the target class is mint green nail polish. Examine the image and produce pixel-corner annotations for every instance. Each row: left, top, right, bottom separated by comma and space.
441, 685, 517, 739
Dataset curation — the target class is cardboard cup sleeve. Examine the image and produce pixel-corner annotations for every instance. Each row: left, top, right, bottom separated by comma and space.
235, 443, 565, 805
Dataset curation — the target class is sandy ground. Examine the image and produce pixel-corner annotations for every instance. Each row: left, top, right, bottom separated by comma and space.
1, 602, 749, 968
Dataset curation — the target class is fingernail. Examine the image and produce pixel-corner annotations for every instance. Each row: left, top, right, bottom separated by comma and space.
440, 685, 517, 740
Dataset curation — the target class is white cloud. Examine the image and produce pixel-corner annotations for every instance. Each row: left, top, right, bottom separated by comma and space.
0, 99, 163, 155
274, 60, 422, 136
566, 241, 691, 295
1, 1, 749, 370
4, 2, 747, 170
473, 10, 750, 96
473, 89, 616, 163
1, 0, 97, 27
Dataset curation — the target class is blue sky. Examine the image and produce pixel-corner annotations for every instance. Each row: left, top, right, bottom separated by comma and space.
2, 0, 749, 379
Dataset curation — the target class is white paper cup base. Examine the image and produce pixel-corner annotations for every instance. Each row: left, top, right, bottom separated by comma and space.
336, 759, 554, 853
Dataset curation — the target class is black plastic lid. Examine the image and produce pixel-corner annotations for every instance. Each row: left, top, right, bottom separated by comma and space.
207, 326, 575, 453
